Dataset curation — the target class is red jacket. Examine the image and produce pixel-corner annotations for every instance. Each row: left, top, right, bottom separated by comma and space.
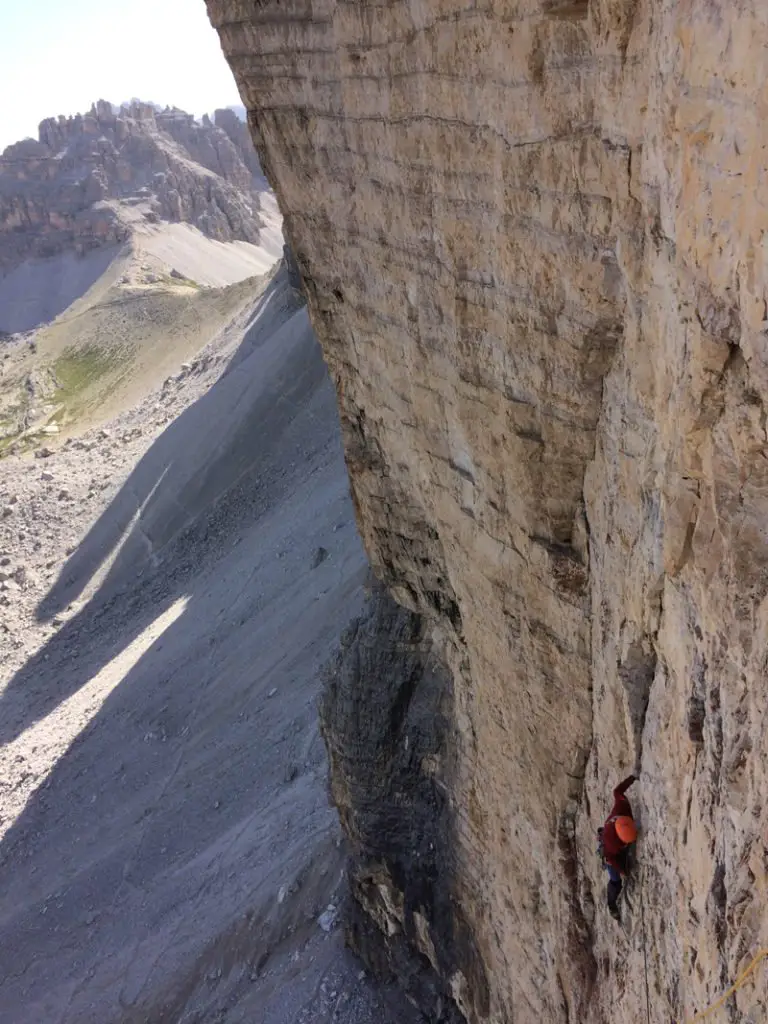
602, 775, 636, 873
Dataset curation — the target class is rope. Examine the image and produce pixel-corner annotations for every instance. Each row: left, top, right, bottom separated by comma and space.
681, 948, 768, 1023
637, 862, 766, 1023
639, 860, 652, 1024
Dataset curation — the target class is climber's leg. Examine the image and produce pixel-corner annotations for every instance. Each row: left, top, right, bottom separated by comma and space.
607, 866, 622, 920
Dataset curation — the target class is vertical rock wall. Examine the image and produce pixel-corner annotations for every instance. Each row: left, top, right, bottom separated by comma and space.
207, 2, 768, 1021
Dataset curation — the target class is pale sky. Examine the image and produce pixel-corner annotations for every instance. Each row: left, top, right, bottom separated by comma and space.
0, 0, 242, 152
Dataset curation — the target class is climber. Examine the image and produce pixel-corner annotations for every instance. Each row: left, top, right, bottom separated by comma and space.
598, 774, 638, 921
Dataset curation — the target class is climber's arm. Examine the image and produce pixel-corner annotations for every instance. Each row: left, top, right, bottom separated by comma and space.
613, 774, 636, 798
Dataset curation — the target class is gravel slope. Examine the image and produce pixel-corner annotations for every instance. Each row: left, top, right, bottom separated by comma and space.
0, 270, 420, 1024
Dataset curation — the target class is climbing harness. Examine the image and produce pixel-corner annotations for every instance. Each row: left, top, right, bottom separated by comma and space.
680, 948, 768, 1023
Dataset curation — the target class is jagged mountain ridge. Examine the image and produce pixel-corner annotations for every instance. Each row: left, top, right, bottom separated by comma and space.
0, 99, 266, 275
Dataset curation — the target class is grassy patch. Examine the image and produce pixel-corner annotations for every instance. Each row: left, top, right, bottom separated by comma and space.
0, 390, 29, 455
164, 273, 199, 289
0, 430, 46, 457
0, 410, 19, 434
52, 344, 132, 425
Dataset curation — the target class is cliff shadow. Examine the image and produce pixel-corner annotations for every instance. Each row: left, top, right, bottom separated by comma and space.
0, 269, 320, 749
0, 244, 124, 335
320, 584, 490, 1024
0, 261, 378, 1022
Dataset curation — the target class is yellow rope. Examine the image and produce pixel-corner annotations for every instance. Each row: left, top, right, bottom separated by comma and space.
681, 948, 768, 1023
639, 863, 652, 1024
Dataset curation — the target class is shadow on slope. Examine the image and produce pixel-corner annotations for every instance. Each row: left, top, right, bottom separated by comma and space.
0, 270, 319, 747
0, 245, 124, 334
0, 268, 384, 1023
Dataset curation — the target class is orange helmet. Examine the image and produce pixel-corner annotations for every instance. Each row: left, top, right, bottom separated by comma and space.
615, 816, 637, 844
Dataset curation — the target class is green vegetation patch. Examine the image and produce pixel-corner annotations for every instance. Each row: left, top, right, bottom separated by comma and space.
164, 273, 199, 289
0, 429, 48, 457
0, 389, 30, 456
52, 343, 133, 425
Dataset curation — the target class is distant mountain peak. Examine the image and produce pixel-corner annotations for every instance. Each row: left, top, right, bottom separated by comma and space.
0, 100, 267, 277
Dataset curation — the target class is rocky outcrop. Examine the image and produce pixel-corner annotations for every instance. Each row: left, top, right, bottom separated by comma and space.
212, 108, 268, 188
282, 242, 302, 291
0, 100, 265, 273
320, 583, 485, 1024
208, 2, 768, 1022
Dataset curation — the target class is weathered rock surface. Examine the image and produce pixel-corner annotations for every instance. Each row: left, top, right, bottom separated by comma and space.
208, 2, 768, 1022
321, 582, 476, 1024
0, 100, 266, 273
211, 107, 269, 189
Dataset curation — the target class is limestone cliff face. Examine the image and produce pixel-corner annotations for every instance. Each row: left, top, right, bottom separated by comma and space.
208, 2, 768, 1021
